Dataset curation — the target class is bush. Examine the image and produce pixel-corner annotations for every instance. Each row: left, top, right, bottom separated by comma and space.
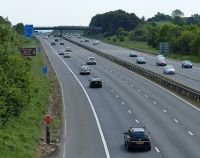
0, 19, 31, 125
113, 38, 117, 42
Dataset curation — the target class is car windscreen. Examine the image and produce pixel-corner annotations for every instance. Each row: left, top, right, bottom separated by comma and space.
131, 132, 148, 139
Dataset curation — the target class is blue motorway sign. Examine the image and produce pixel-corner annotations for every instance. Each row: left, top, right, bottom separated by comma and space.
24, 25, 33, 38
42, 66, 48, 74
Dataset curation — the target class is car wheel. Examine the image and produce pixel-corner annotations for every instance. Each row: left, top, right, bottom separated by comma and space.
126, 143, 131, 151
147, 146, 151, 151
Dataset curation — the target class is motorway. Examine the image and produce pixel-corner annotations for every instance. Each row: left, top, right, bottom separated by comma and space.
40, 36, 200, 158
69, 36, 200, 90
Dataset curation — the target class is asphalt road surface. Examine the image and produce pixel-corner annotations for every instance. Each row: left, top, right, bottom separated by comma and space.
40, 36, 200, 158
70, 36, 200, 90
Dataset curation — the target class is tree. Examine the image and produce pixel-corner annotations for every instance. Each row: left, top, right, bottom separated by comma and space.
171, 9, 184, 18
89, 10, 141, 35
13, 23, 24, 34
147, 12, 171, 22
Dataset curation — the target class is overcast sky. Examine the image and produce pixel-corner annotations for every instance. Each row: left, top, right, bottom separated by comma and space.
1, 0, 200, 26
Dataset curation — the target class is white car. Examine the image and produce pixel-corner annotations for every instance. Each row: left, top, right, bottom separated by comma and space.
156, 55, 165, 61
163, 65, 175, 75
58, 50, 64, 55
93, 40, 100, 45
64, 52, 70, 58
66, 47, 72, 52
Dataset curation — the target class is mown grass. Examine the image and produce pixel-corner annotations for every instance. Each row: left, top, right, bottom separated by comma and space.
0, 40, 50, 158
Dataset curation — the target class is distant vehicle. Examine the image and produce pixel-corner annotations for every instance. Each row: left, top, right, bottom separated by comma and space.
80, 39, 84, 42
64, 52, 70, 58
77, 36, 82, 38
182, 60, 192, 68
79, 65, 91, 75
89, 77, 102, 88
86, 57, 96, 65
93, 40, 100, 45
58, 50, 64, 55
129, 52, 137, 57
136, 57, 146, 64
66, 47, 72, 52
163, 65, 175, 74
156, 58, 167, 66
55, 39, 58, 42
60, 42, 64, 45
68, 36, 72, 38
85, 39, 89, 42
51, 42, 56, 46
123, 127, 151, 151
156, 54, 165, 60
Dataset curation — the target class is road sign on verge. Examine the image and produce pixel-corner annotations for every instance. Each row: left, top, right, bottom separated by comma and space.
42, 66, 48, 74
24, 25, 33, 38
20, 48, 36, 56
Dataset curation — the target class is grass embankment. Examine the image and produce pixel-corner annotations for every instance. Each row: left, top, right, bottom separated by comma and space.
102, 36, 200, 63
103, 36, 159, 54
0, 40, 50, 158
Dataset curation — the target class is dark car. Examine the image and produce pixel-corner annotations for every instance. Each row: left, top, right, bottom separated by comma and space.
60, 42, 64, 45
80, 65, 91, 75
129, 52, 137, 57
182, 60, 192, 68
89, 78, 102, 88
86, 57, 96, 65
136, 57, 146, 64
123, 127, 151, 151
156, 58, 167, 66
55, 39, 58, 42
51, 42, 56, 46
85, 39, 89, 42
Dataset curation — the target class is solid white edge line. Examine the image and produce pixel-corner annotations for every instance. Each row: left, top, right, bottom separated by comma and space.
39, 39, 68, 158
45, 40, 111, 158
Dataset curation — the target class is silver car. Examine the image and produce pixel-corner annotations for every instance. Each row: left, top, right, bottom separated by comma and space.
80, 65, 91, 75
163, 65, 175, 75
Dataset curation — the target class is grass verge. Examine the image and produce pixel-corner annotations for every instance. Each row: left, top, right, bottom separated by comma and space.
0, 39, 50, 158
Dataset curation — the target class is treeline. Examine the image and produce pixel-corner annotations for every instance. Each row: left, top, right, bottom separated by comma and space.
89, 10, 141, 36
87, 9, 200, 55
0, 16, 31, 125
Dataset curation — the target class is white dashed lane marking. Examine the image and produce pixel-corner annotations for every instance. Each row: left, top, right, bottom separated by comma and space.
188, 131, 194, 136
116, 95, 119, 98
128, 110, 132, 114
130, 84, 134, 87
153, 101, 157, 104
145, 94, 148, 98
137, 89, 141, 92
163, 109, 167, 113
110, 89, 114, 92
155, 147, 160, 153
135, 120, 139, 124
174, 119, 179, 123
121, 102, 125, 105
